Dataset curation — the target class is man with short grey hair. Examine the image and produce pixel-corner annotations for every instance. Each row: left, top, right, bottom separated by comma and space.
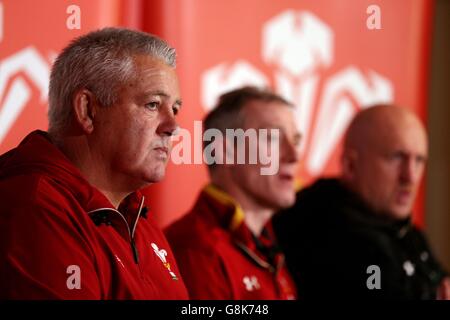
0, 28, 188, 299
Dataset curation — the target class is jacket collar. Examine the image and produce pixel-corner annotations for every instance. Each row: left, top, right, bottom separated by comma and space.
203, 184, 244, 231
311, 178, 413, 237
0, 130, 148, 220
200, 184, 284, 272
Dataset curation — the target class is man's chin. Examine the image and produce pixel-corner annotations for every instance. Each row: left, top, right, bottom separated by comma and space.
143, 169, 166, 184
389, 205, 413, 221
272, 194, 296, 210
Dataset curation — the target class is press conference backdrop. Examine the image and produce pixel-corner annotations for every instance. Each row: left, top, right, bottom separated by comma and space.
0, 0, 447, 270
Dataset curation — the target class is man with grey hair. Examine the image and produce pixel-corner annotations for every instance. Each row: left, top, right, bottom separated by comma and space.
0, 28, 188, 299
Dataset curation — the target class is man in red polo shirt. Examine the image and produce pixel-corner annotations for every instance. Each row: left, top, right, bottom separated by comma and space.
0, 28, 188, 299
165, 86, 301, 299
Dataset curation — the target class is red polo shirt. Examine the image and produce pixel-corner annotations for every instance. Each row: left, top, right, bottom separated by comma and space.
0, 131, 188, 299
165, 185, 297, 300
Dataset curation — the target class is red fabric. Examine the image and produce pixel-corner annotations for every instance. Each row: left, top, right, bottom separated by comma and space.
0, 131, 188, 299
165, 189, 297, 300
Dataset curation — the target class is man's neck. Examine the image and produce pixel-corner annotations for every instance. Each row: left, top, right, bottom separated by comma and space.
53, 134, 131, 208
243, 208, 273, 237
211, 178, 274, 236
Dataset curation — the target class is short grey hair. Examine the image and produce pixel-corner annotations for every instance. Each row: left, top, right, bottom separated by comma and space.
48, 27, 176, 136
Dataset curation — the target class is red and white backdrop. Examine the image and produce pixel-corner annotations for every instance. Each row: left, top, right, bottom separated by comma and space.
0, 0, 433, 227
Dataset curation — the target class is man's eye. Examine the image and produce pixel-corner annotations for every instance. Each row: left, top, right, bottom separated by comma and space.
293, 133, 302, 148
415, 155, 427, 165
387, 152, 404, 163
172, 106, 179, 116
145, 102, 159, 110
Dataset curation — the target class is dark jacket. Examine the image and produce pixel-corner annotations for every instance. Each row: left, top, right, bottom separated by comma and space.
272, 178, 447, 300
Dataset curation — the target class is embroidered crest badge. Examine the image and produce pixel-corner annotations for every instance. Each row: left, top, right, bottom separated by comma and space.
151, 242, 178, 280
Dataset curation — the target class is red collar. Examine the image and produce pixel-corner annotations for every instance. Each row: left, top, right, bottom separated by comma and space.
2, 130, 149, 221
200, 185, 285, 272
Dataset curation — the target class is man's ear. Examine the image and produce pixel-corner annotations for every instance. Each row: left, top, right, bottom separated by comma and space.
73, 89, 96, 134
341, 148, 358, 181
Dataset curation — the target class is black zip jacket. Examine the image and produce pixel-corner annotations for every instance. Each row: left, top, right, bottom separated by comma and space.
272, 178, 447, 300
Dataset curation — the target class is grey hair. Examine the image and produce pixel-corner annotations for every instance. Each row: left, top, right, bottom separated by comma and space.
48, 27, 176, 136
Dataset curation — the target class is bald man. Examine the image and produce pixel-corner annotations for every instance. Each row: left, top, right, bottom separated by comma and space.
273, 105, 449, 300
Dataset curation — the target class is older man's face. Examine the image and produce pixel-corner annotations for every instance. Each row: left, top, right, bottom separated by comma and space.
349, 111, 428, 220
94, 55, 181, 189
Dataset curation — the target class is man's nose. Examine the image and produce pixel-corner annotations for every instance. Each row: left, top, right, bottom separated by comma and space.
400, 158, 422, 185
281, 137, 300, 163
157, 105, 178, 137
